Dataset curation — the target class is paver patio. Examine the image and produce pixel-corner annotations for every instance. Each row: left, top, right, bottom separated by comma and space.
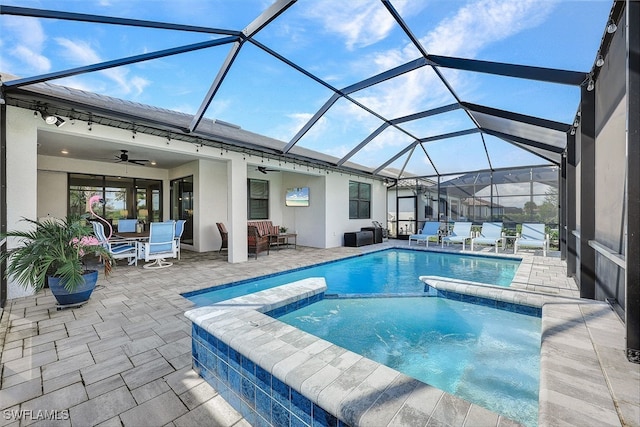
0, 242, 637, 426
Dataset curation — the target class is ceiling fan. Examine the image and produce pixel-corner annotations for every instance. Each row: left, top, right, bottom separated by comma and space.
114, 150, 149, 166
256, 166, 279, 174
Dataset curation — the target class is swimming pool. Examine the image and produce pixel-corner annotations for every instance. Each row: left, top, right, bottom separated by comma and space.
185, 248, 520, 306
275, 296, 541, 427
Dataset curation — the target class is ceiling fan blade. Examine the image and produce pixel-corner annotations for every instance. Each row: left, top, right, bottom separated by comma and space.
128, 159, 149, 162
128, 160, 147, 166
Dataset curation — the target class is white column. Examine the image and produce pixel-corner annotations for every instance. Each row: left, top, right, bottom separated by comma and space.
227, 157, 248, 263
6, 107, 39, 298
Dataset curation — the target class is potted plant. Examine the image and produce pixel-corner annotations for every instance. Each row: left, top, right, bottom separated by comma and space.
279, 226, 288, 234
1, 216, 114, 306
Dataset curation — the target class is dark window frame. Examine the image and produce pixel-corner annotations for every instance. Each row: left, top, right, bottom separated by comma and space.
248, 178, 269, 220
349, 180, 371, 219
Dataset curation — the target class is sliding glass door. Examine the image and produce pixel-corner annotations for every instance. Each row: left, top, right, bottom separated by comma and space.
68, 174, 162, 229
170, 176, 193, 244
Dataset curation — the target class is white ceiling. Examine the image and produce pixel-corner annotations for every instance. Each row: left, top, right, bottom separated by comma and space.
36, 128, 198, 169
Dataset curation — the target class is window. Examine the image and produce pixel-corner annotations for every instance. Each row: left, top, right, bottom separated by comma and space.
68, 174, 162, 224
248, 179, 269, 220
349, 181, 371, 219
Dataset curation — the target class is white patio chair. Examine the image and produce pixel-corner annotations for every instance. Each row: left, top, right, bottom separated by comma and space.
138, 221, 177, 269
471, 222, 504, 253
441, 222, 473, 251
91, 221, 137, 266
174, 219, 186, 260
408, 221, 440, 246
515, 223, 549, 257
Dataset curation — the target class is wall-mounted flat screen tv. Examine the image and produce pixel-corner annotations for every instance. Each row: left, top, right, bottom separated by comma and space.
285, 187, 309, 207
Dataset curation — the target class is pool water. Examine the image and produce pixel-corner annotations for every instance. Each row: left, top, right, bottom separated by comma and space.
185, 249, 520, 306
276, 297, 541, 427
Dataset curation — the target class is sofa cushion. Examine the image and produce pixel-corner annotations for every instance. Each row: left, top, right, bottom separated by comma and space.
248, 221, 278, 237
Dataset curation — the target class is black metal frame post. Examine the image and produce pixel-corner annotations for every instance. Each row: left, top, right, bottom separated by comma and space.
560, 153, 567, 260
579, 85, 596, 299
626, 0, 639, 364
566, 133, 577, 277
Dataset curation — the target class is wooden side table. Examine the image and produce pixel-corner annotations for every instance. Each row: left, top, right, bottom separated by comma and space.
274, 233, 297, 249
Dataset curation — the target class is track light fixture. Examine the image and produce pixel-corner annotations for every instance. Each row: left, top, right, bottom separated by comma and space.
596, 55, 604, 67
38, 110, 66, 127
587, 77, 595, 91
606, 19, 617, 34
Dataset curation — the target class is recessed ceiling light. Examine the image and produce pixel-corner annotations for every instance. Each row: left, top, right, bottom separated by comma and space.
61, 149, 69, 154
150, 161, 157, 166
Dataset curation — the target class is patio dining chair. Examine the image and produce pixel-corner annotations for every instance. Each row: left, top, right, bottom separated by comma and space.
174, 219, 186, 260
117, 219, 137, 233
91, 220, 138, 266
408, 221, 440, 246
441, 222, 473, 251
138, 221, 177, 269
471, 222, 504, 253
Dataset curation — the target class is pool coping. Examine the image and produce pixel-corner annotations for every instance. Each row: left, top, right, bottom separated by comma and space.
187, 275, 619, 427
182, 245, 523, 302
185, 278, 528, 426
421, 276, 624, 426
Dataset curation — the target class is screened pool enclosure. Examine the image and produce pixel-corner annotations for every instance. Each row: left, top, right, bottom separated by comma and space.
1, 1, 638, 361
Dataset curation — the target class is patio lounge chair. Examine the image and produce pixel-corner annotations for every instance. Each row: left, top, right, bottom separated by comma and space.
408, 221, 440, 246
216, 222, 228, 253
515, 223, 549, 257
471, 222, 504, 253
91, 220, 138, 266
441, 222, 473, 251
138, 221, 177, 269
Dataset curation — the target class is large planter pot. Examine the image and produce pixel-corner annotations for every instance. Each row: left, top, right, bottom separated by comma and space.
47, 270, 98, 306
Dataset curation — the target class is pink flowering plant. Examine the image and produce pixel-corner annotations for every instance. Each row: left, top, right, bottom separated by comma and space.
1, 216, 114, 292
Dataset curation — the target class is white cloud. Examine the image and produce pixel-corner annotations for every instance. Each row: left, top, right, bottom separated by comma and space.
0, 16, 51, 73
11, 45, 51, 73
303, 0, 416, 50
55, 37, 149, 96
421, 0, 555, 57
340, 0, 557, 151
280, 112, 328, 143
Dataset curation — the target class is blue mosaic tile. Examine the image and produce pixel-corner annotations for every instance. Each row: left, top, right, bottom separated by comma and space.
518, 304, 541, 317
229, 347, 241, 372
255, 388, 271, 422
206, 330, 217, 348
291, 413, 311, 427
272, 376, 290, 408
239, 399, 256, 426
228, 367, 242, 394
432, 289, 541, 318
192, 340, 200, 361
256, 365, 271, 392
218, 340, 229, 361
241, 376, 256, 409
253, 414, 271, 427
217, 356, 229, 381
272, 401, 291, 427
242, 356, 256, 384
227, 390, 242, 414
313, 403, 339, 427
291, 388, 312, 425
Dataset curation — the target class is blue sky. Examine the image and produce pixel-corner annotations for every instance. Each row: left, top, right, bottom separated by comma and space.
0, 0, 612, 177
